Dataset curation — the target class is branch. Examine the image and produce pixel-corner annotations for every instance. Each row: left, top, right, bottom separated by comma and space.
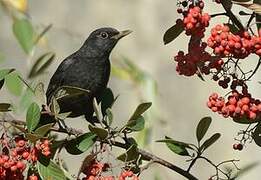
137, 149, 198, 180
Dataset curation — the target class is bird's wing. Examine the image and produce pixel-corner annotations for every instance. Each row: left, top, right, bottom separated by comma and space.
46, 54, 75, 104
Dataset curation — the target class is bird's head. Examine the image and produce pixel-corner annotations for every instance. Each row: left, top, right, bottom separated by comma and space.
81, 27, 132, 57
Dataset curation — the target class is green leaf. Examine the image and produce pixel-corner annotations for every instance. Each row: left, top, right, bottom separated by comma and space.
163, 22, 184, 45
254, 0, 261, 5
100, 88, 114, 116
34, 123, 54, 137
123, 57, 145, 83
156, 137, 193, 149
233, 114, 260, 124
117, 145, 139, 162
93, 98, 102, 122
5, 72, 23, 96
38, 159, 66, 180
34, 24, 52, 45
253, 122, 261, 147
65, 132, 96, 155
53, 86, 90, 107
34, 82, 46, 104
26, 102, 41, 132
111, 65, 131, 80
25, 133, 42, 143
88, 125, 108, 140
130, 102, 152, 120
200, 133, 221, 152
28, 52, 55, 79
50, 98, 60, 115
196, 117, 212, 143
56, 112, 71, 120
126, 116, 145, 131
19, 86, 34, 111
0, 69, 15, 81
232, 0, 251, 2
0, 103, 11, 112
0, 80, 4, 90
13, 18, 34, 54
12, 124, 27, 133
223, 0, 233, 9
105, 108, 113, 126
157, 137, 192, 156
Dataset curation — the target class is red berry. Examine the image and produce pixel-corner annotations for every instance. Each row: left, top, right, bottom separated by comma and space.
237, 143, 243, 151
16, 161, 25, 170
10, 165, 17, 172
249, 111, 257, 120
228, 97, 237, 105
177, 8, 183, 14
22, 151, 29, 159
242, 97, 250, 105
186, 23, 193, 29
242, 104, 249, 112
0, 158, 4, 165
17, 140, 25, 147
29, 175, 38, 180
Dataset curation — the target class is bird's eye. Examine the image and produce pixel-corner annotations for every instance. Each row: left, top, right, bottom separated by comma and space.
100, 32, 108, 39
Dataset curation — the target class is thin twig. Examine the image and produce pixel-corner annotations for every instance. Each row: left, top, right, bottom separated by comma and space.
247, 57, 261, 81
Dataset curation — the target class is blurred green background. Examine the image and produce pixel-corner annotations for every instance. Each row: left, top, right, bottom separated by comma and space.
0, 0, 261, 179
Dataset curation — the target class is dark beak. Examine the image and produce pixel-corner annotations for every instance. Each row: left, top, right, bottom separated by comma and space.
111, 30, 132, 40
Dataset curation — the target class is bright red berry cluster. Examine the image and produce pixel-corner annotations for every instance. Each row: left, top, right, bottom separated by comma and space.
82, 159, 112, 180
119, 170, 139, 180
82, 159, 139, 180
35, 139, 51, 157
177, 1, 210, 38
207, 91, 261, 120
207, 24, 261, 58
0, 135, 51, 179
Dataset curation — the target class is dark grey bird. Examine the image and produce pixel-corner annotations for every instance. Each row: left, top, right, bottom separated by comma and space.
45, 27, 131, 123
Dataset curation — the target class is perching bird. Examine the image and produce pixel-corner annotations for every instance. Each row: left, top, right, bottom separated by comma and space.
46, 27, 131, 123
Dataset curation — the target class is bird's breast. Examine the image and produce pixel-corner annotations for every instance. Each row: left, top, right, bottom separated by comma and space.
65, 58, 110, 95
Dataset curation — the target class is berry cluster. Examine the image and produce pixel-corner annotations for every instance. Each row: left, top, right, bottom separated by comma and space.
0, 135, 51, 179
207, 24, 261, 58
233, 143, 243, 151
82, 159, 112, 180
119, 170, 139, 180
35, 139, 51, 157
82, 160, 139, 180
174, 40, 224, 76
207, 91, 261, 120
213, 74, 249, 91
177, 1, 210, 38
174, 2, 215, 77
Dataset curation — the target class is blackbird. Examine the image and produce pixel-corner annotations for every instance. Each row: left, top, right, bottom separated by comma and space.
46, 27, 131, 123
